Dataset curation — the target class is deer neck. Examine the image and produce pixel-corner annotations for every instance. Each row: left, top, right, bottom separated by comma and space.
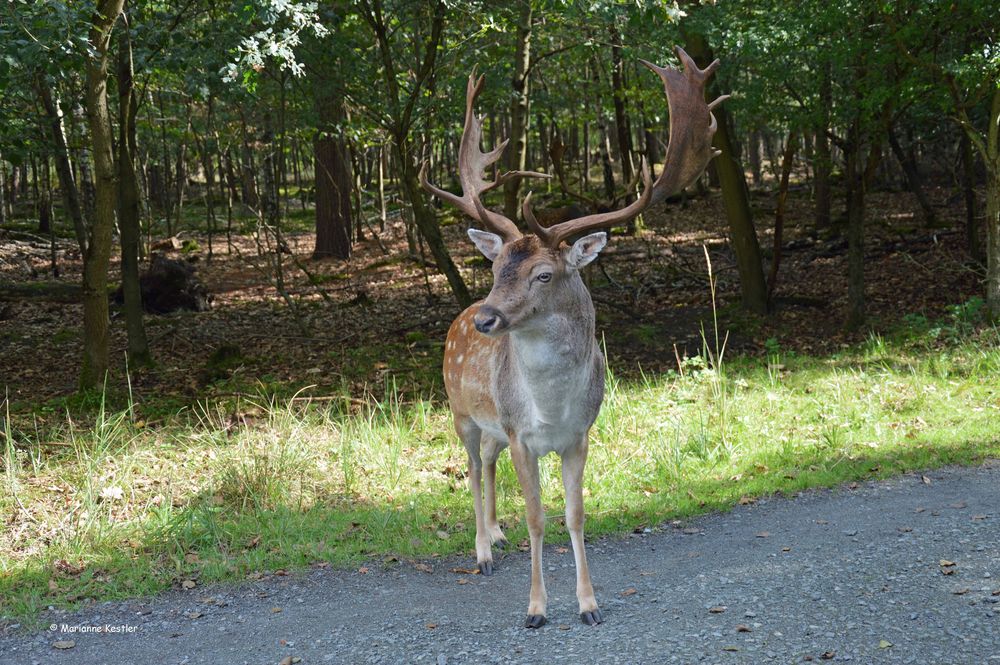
506, 274, 598, 391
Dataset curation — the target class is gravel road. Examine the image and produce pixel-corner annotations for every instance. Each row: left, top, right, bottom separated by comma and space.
3, 462, 999, 664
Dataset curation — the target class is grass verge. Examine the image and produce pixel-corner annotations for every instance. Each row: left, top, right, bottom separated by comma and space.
2, 319, 999, 627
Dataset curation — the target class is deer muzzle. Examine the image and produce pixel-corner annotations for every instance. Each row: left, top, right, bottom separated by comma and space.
474, 304, 508, 335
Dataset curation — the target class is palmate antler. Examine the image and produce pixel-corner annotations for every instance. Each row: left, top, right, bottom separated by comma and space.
423, 46, 727, 248
524, 46, 728, 248
419, 69, 550, 243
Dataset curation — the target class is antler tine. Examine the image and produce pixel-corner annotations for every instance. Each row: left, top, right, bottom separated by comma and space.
525, 159, 654, 249
419, 70, 550, 242
532, 46, 725, 248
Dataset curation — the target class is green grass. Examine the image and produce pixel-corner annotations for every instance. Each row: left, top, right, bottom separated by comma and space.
2, 320, 999, 627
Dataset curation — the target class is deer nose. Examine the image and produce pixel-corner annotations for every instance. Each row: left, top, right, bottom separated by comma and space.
474, 305, 506, 334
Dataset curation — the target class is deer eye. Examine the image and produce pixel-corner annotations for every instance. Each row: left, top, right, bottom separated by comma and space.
536, 272, 552, 283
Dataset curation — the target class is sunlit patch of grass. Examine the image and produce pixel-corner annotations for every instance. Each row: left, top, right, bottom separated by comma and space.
1, 322, 999, 627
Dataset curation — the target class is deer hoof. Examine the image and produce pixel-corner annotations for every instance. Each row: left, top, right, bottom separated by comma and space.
524, 614, 547, 629
493, 538, 508, 550
580, 609, 604, 626
478, 561, 494, 576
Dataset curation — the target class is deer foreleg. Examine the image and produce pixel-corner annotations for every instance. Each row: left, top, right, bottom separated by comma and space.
510, 440, 546, 628
562, 438, 603, 625
481, 435, 507, 548
457, 417, 493, 576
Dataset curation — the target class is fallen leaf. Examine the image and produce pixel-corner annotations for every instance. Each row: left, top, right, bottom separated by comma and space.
755, 531, 770, 538
184, 611, 203, 619
821, 651, 836, 660
414, 563, 433, 573
246, 535, 261, 549
781, 547, 791, 552
449, 567, 479, 575
48, 580, 58, 592
949, 502, 967, 509
971, 515, 988, 521
735, 624, 751, 632
52, 640, 75, 650
878, 639, 893, 649
271, 607, 282, 614
709, 606, 727, 613
848, 482, 859, 490
556, 546, 569, 554
621, 587, 637, 597
722, 646, 739, 652
181, 580, 196, 590
457, 578, 469, 585
738, 496, 756, 505
436, 530, 450, 540
939, 559, 956, 567
897, 526, 912, 533
921, 475, 932, 485
425, 622, 438, 629
184, 553, 199, 564
814, 519, 829, 525
952, 587, 970, 595
358, 567, 369, 574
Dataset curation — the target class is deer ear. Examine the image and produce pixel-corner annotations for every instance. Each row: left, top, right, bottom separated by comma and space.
564, 232, 607, 269
467, 229, 503, 261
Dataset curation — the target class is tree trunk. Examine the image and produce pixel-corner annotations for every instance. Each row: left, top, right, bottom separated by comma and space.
814, 61, 832, 229
79, 0, 126, 390
844, 123, 865, 330
748, 129, 762, 188
984, 89, 1000, 320
502, 0, 532, 221
684, 31, 767, 314
313, 111, 353, 259
960, 132, 982, 263
117, 10, 151, 367
767, 130, 798, 302
609, 26, 636, 231
397, 145, 471, 307
887, 125, 937, 227
36, 74, 88, 253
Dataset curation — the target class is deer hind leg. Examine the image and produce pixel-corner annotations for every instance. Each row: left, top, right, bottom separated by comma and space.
481, 435, 508, 549
562, 436, 603, 625
510, 440, 546, 628
455, 416, 494, 576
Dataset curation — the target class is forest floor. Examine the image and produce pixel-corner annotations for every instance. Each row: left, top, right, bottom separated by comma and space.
1, 182, 998, 629
0, 182, 985, 414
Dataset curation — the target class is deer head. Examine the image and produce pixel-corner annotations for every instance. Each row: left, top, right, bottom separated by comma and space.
421, 46, 727, 338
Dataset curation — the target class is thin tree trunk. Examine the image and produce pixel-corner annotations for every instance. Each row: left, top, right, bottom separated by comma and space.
684, 31, 767, 314
983, 89, 1000, 320
36, 74, 88, 253
887, 125, 936, 227
814, 62, 832, 229
313, 99, 353, 259
767, 130, 798, 302
397, 145, 471, 306
502, 0, 533, 221
960, 132, 982, 263
79, 0, 126, 390
117, 10, 151, 366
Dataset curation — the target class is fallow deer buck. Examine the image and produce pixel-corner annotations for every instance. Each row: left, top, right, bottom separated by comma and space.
420, 46, 726, 628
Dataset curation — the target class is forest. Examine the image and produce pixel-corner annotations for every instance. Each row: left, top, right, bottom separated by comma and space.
0, 0, 999, 628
